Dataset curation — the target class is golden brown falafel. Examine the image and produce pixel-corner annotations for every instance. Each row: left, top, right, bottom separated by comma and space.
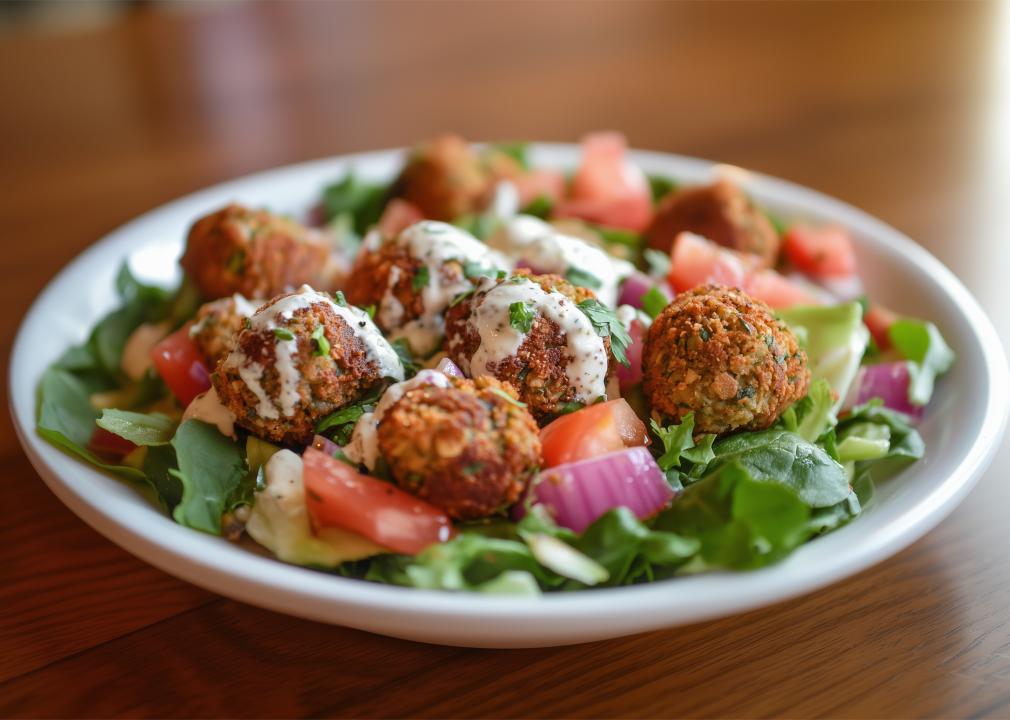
642, 284, 809, 435
386, 135, 491, 221
213, 288, 400, 445
181, 204, 335, 301
377, 376, 542, 520
645, 179, 780, 267
444, 271, 613, 424
190, 295, 262, 371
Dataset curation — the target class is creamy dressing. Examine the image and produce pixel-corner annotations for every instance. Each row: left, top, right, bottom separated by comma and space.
189, 294, 259, 337
616, 303, 651, 331
380, 221, 512, 357
343, 369, 452, 471
490, 180, 520, 220
182, 386, 237, 439
465, 276, 609, 402
488, 215, 634, 307
222, 285, 403, 421
121, 321, 170, 381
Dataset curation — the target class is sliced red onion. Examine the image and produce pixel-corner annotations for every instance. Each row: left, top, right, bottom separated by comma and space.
515, 446, 675, 533
311, 434, 342, 456
435, 357, 464, 378
618, 271, 673, 309
616, 318, 645, 391
845, 361, 924, 421
514, 259, 550, 275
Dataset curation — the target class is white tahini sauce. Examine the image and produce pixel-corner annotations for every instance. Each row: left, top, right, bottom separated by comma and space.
221, 285, 403, 421
487, 215, 634, 307
182, 386, 237, 439
343, 369, 452, 471
464, 276, 609, 402
378, 221, 512, 357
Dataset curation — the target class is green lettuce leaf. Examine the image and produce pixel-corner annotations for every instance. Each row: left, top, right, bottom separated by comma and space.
778, 302, 869, 409
322, 171, 387, 235
778, 377, 837, 442
96, 409, 177, 446
887, 319, 955, 405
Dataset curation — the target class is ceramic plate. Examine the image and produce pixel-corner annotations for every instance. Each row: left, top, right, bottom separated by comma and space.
10, 145, 1008, 647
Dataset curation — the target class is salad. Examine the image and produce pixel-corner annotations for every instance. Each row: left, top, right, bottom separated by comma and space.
36, 133, 955, 594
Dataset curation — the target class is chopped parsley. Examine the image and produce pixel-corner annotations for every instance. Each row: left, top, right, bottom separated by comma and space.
577, 299, 632, 367
412, 266, 430, 291
640, 286, 669, 320
509, 301, 536, 333
311, 325, 330, 357
333, 290, 348, 307
565, 267, 603, 290
363, 304, 376, 319
273, 327, 295, 342
556, 401, 585, 416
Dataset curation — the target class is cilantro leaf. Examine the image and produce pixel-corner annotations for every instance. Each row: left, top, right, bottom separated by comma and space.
576, 299, 632, 367
412, 266, 431, 292
640, 286, 669, 320
565, 267, 603, 290
509, 301, 536, 333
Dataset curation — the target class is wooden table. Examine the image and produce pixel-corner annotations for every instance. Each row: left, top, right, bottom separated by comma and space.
3, 2, 1009, 716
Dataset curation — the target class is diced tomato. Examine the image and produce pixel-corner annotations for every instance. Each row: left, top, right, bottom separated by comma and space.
667, 232, 819, 308
864, 304, 899, 350
378, 199, 424, 238
150, 323, 211, 407
302, 449, 454, 555
553, 132, 653, 232
783, 225, 858, 277
540, 399, 649, 468
89, 426, 136, 460
668, 231, 755, 293
745, 269, 821, 309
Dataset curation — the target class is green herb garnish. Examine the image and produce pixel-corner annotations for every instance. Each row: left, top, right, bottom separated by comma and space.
576, 299, 632, 367
640, 286, 669, 320
565, 267, 603, 290
273, 327, 295, 342
487, 385, 527, 408
509, 301, 536, 333
412, 266, 430, 291
311, 325, 330, 357
333, 290, 348, 307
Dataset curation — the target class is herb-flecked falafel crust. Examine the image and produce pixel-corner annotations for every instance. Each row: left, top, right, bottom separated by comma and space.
443, 270, 613, 425
386, 134, 491, 221
190, 296, 262, 371
642, 284, 810, 435
213, 294, 387, 445
181, 204, 334, 300
377, 376, 542, 520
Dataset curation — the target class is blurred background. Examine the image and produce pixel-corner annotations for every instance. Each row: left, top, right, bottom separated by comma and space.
1, 1, 1007, 317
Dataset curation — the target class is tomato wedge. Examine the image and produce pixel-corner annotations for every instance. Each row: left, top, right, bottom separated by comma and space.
540, 399, 649, 468
783, 224, 857, 277
150, 323, 211, 407
302, 449, 454, 555
864, 304, 899, 350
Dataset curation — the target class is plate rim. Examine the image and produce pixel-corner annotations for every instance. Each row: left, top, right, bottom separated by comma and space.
10, 144, 1009, 646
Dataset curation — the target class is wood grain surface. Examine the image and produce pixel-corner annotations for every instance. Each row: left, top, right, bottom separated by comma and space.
2, 2, 1009, 717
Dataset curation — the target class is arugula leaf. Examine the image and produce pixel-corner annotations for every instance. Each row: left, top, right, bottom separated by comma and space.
508, 301, 535, 333
96, 409, 176, 447
887, 319, 955, 405
322, 172, 387, 235
316, 388, 382, 445
577, 298, 632, 367
169, 420, 248, 535
653, 462, 813, 570
708, 429, 850, 508
565, 266, 603, 290
641, 286, 669, 320
142, 444, 183, 510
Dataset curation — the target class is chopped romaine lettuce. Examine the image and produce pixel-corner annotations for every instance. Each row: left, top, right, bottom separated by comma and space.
887, 319, 955, 405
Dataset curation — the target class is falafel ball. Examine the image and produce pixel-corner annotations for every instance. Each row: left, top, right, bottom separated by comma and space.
645, 179, 780, 267
213, 286, 403, 445
181, 204, 337, 301
345, 220, 510, 356
444, 270, 614, 424
377, 376, 542, 520
190, 295, 262, 371
387, 135, 491, 221
642, 285, 809, 435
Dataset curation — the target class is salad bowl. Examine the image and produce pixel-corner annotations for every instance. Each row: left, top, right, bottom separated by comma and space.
10, 144, 1008, 647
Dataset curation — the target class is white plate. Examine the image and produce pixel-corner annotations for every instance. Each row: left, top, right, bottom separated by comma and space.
10, 145, 1009, 648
